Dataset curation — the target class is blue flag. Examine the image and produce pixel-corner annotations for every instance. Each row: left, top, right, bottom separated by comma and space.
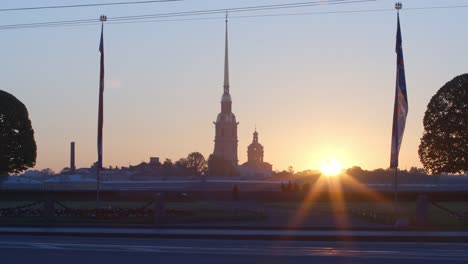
97, 24, 104, 169
390, 13, 408, 168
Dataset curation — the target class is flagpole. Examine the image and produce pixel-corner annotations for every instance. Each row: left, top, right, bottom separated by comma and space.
97, 166, 101, 209
96, 14, 107, 210
394, 167, 398, 215
393, 2, 402, 218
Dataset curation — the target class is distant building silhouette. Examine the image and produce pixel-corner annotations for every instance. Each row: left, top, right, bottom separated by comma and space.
149, 157, 160, 166
209, 17, 238, 175
247, 129, 264, 164
70, 142, 76, 174
239, 129, 272, 177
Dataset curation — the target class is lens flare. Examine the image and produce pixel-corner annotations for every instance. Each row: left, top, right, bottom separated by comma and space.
320, 160, 343, 176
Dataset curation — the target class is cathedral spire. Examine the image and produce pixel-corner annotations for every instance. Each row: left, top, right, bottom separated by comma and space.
223, 12, 230, 94
210, 11, 239, 169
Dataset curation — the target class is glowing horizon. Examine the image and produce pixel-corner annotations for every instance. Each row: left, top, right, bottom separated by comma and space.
320, 160, 344, 176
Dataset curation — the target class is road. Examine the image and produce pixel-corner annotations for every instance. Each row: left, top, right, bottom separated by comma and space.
1, 235, 467, 263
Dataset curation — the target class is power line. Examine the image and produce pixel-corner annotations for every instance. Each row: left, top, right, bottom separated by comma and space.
226, 4, 468, 18
104, 4, 468, 25
108, 0, 374, 21
2, 2, 468, 30
0, 0, 373, 30
108, 4, 468, 22
0, 0, 182, 12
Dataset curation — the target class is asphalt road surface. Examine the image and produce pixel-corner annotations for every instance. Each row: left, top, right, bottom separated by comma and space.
1, 235, 468, 264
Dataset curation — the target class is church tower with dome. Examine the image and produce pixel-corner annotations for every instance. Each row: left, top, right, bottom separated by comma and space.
239, 128, 273, 177
247, 129, 263, 164
211, 16, 238, 166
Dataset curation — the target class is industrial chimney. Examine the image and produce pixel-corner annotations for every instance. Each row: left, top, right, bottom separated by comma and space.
70, 142, 76, 174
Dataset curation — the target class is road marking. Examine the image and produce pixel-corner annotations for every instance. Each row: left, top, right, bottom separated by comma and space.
29, 243, 60, 249
0, 240, 468, 260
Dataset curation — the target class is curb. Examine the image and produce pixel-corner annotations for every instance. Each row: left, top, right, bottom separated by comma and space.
1, 228, 468, 243
1, 223, 466, 232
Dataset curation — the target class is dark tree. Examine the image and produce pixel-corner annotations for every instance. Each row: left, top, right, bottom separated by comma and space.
41, 168, 55, 176
186, 152, 207, 176
418, 74, 468, 174
0, 90, 36, 175
175, 158, 188, 167
161, 158, 173, 175
175, 158, 190, 176
60, 167, 72, 175
162, 158, 173, 168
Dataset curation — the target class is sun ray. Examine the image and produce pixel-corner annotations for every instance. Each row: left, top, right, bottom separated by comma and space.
326, 176, 350, 230
286, 157, 394, 233
342, 173, 392, 207
287, 176, 327, 228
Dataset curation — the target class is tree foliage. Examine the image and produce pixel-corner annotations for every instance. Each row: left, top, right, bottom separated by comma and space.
161, 158, 173, 175
186, 152, 207, 176
0, 90, 37, 175
125, 153, 207, 177
418, 74, 468, 174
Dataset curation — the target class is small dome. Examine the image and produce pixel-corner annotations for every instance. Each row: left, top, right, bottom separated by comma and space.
216, 112, 237, 123
248, 142, 263, 152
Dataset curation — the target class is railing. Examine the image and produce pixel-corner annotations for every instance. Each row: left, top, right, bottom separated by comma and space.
0, 198, 190, 220
430, 201, 466, 219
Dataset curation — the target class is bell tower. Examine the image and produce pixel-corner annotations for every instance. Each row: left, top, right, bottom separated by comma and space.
212, 15, 238, 166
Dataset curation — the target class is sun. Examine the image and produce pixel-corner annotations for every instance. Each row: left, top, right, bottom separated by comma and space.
320, 160, 343, 176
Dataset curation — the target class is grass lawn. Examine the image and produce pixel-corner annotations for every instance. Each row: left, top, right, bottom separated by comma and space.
437, 202, 468, 212
347, 201, 468, 227
428, 202, 468, 228
265, 202, 334, 212
264, 201, 468, 228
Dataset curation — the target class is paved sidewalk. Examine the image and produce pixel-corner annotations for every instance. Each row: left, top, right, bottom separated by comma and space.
1, 227, 467, 242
